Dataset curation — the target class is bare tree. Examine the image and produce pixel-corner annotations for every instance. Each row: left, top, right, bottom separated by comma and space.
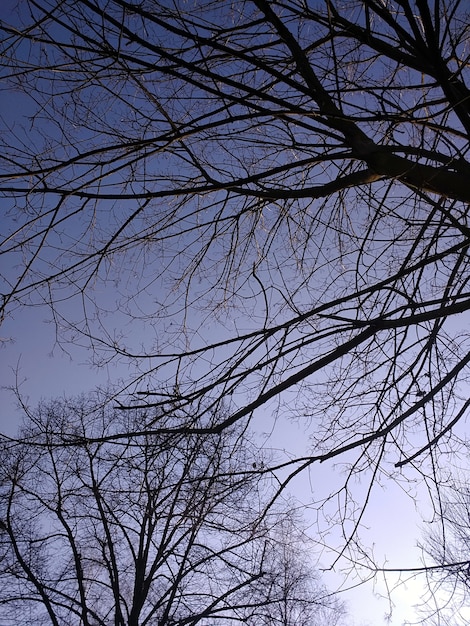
0, 395, 344, 626
416, 472, 470, 626
244, 514, 346, 626
2, 0, 470, 594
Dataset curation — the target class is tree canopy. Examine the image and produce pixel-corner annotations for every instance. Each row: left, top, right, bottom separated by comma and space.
0, 396, 345, 626
2, 0, 470, 615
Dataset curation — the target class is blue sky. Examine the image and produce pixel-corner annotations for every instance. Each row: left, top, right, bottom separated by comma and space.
2, 1, 469, 624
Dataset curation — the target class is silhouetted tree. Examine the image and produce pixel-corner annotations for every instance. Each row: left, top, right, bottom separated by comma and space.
2, 0, 470, 600
0, 395, 345, 625
418, 473, 470, 626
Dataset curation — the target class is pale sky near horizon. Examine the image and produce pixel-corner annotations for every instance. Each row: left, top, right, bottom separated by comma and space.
0, 298, 437, 626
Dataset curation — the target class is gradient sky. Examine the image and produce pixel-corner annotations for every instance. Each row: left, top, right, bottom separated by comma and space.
0, 1, 461, 624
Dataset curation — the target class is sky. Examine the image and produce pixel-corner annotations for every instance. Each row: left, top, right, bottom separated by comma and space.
0, 301, 435, 625
1, 1, 467, 624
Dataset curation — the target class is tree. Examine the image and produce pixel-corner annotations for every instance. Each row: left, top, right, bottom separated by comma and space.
0, 395, 344, 625
247, 517, 346, 626
2, 0, 470, 592
417, 472, 470, 626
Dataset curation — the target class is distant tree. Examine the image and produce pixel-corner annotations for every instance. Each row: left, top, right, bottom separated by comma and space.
0, 395, 344, 626
419, 474, 470, 626
247, 517, 346, 626
3, 0, 470, 594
